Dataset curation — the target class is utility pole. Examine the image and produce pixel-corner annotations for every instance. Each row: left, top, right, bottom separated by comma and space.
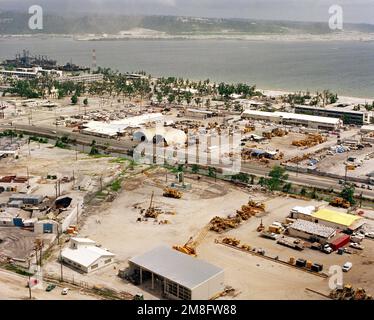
59, 246, 64, 282
27, 259, 32, 300
35, 246, 39, 267
76, 203, 79, 226
344, 164, 348, 184
57, 224, 60, 245
26, 167, 30, 188
39, 242, 43, 267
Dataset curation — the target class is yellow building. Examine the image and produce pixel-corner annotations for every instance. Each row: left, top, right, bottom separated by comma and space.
312, 209, 363, 230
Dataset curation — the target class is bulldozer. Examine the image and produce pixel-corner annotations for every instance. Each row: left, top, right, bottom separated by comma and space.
222, 237, 240, 246
330, 197, 351, 209
330, 284, 373, 300
173, 224, 210, 256
163, 187, 183, 199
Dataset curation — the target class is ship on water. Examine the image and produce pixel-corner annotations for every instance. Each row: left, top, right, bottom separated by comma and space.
1, 49, 90, 72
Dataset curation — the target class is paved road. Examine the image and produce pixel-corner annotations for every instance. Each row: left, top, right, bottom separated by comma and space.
0, 269, 96, 300
2, 123, 374, 200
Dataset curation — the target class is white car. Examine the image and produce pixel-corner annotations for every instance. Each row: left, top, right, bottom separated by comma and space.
365, 232, 374, 239
342, 262, 353, 272
61, 288, 69, 295
350, 242, 364, 250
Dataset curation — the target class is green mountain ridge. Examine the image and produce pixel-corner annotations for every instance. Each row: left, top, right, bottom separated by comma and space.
1, 12, 374, 35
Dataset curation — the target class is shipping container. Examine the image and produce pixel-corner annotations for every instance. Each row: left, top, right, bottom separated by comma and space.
329, 234, 350, 251
296, 259, 306, 267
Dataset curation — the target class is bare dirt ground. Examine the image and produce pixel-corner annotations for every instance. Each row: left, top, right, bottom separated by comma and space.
0, 141, 124, 198
0, 269, 97, 300
42, 168, 374, 300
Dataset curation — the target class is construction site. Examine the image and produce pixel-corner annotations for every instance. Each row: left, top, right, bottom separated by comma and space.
27, 164, 370, 300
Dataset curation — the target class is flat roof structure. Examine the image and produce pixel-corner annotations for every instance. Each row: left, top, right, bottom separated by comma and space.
312, 209, 362, 228
242, 110, 342, 126
129, 246, 224, 290
289, 219, 336, 239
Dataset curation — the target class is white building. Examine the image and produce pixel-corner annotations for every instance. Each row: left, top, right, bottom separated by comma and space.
241, 110, 343, 131
58, 73, 104, 84
184, 108, 214, 119
288, 219, 336, 243
81, 113, 164, 138
128, 246, 224, 300
61, 237, 115, 273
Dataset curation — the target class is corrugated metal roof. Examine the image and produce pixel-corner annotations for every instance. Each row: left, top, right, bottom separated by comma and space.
289, 219, 336, 238
129, 246, 224, 290
312, 209, 361, 227
242, 110, 341, 125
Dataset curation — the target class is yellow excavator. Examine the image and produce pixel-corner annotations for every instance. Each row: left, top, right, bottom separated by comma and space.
173, 223, 211, 256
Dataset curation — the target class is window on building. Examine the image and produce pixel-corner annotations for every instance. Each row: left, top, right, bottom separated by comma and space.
91, 264, 98, 270
104, 258, 112, 264
178, 286, 191, 300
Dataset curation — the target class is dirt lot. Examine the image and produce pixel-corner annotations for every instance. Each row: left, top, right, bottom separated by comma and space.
0, 141, 124, 197
0, 269, 97, 300
41, 168, 374, 300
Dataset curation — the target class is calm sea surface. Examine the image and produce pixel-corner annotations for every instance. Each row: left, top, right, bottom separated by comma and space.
0, 37, 373, 98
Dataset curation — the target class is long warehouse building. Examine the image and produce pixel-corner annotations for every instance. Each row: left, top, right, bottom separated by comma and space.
128, 246, 224, 300
241, 110, 343, 130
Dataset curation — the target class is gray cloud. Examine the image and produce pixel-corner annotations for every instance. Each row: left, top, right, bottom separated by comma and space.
0, 0, 373, 24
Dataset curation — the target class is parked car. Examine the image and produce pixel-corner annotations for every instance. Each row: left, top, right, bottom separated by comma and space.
61, 288, 69, 295
365, 232, 374, 239
350, 242, 364, 250
46, 284, 56, 292
342, 262, 353, 272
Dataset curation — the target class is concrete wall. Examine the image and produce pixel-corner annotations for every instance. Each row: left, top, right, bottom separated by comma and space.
61, 200, 83, 232
191, 271, 225, 300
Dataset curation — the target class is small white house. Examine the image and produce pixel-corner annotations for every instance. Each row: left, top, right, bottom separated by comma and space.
61, 237, 115, 273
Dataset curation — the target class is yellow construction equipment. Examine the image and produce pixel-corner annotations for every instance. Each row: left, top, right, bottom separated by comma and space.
329, 197, 351, 209
292, 134, 327, 148
330, 284, 373, 300
222, 237, 240, 246
257, 219, 265, 232
144, 192, 161, 218
163, 187, 183, 199
173, 224, 211, 256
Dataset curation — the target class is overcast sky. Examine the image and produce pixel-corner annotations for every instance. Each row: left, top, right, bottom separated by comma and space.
1, 0, 373, 24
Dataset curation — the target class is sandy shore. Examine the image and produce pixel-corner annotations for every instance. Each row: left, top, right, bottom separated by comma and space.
260, 89, 374, 104
2, 30, 374, 43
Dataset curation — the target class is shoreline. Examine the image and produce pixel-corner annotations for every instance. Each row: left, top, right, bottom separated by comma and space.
1, 32, 374, 42
259, 89, 374, 104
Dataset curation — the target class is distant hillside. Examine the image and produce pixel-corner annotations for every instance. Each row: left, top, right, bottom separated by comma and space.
1, 12, 374, 35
